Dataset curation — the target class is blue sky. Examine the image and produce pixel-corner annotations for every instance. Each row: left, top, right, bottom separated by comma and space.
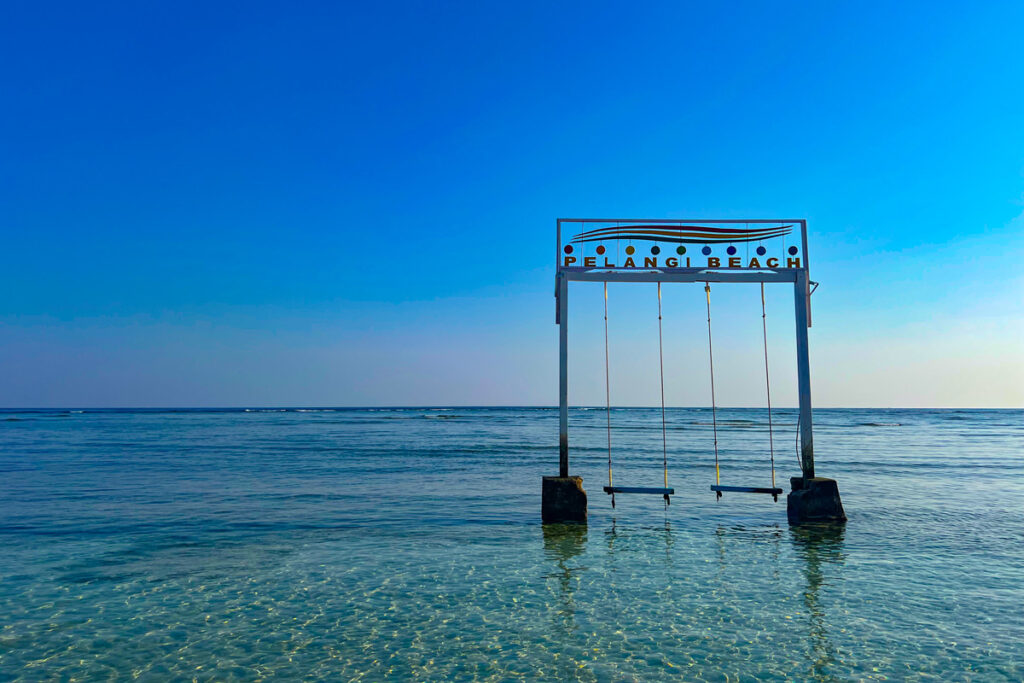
1, 1, 1022, 407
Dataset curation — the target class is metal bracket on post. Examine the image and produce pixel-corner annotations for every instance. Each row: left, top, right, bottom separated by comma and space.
807, 280, 818, 327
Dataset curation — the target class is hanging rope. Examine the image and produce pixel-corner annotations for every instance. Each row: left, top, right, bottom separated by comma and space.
704, 283, 721, 499
604, 282, 614, 507
657, 283, 669, 505
761, 283, 776, 494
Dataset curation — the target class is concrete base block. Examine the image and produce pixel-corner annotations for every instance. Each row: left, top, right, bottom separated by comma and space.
542, 476, 587, 524
787, 477, 846, 524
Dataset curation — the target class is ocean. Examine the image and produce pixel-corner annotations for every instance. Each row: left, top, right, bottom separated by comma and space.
1, 407, 1021, 681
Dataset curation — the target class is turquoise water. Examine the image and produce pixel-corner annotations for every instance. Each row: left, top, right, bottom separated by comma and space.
1, 408, 1022, 681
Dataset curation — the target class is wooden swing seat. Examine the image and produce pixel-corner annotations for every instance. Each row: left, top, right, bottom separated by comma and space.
604, 486, 674, 495
710, 485, 783, 495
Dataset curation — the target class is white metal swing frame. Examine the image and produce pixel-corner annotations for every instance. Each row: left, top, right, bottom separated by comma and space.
554, 218, 817, 500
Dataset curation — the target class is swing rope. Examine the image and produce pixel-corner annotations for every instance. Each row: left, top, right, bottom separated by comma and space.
704, 283, 721, 499
602, 282, 673, 507
706, 283, 782, 501
761, 283, 776, 491
604, 282, 613, 507
657, 283, 669, 505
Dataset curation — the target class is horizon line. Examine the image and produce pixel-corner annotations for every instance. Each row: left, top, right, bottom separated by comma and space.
1, 405, 1019, 411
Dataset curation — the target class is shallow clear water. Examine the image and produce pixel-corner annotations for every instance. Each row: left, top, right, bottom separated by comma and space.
1, 407, 1022, 681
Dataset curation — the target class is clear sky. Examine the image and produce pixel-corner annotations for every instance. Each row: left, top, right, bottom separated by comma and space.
2, 1, 1022, 408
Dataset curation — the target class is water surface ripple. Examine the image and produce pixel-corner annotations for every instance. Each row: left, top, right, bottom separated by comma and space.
1, 408, 1021, 681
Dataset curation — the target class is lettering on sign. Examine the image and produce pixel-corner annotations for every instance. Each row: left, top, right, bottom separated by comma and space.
558, 222, 806, 271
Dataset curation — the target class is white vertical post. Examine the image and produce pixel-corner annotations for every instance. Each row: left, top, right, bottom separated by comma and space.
558, 273, 569, 477
794, 269, 814, 479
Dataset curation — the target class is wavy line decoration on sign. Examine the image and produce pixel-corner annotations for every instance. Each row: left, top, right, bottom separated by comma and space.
570, 224, 793, 244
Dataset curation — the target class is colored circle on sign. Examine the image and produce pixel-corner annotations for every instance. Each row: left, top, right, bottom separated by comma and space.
596, 245, 605, 255
651, 245, 660, 255
564, 244, 573, 254
625, 245, 635, 255
726, 246, 737, 255
756, 246, 767, 256
701, 246, 711, 255
676, 245, 686, 255
788, 246, 798, 255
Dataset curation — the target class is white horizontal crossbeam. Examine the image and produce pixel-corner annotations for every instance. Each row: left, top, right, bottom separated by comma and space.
560, 269, 798, 284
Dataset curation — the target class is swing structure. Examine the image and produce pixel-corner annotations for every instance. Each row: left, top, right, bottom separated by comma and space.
601, 281, 676, 506
705, 282, 782, 501
599, 277, 781, 507
542, 218, 846, 525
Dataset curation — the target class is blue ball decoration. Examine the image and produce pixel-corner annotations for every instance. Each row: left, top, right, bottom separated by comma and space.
756, 246, 767, 256
726, 246, 737, 255
701, 246, 712, 256
651, 245, 660, 255
788, 246, 798, 255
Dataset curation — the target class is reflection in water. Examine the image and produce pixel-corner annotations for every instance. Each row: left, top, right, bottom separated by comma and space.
542, 523, 588, 636
790, 524, 847, 682
603, 518, 675, 556
713, 523, 783, 573
662, 519, 675, 568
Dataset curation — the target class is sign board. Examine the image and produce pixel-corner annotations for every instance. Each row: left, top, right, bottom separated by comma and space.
557, 219, 808, 274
